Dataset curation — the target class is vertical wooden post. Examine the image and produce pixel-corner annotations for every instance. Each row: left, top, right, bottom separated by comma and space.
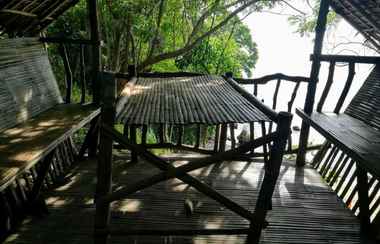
356, 165, 371, 236
229, 124, 236, 149
141, 125, 148, 145
95, 72, 116, 244
248, 112, 292, 243
130, 125, 138, 163
128, 64, 136, 77
80, 44, 86, 104
296, 0, 330, 167
195, 124, 201, 148
177, 126, 183, 146
58, 44, 72, 104
158, 124, 165, 144
249, 122, 255, 154
88, 0, 101, 104
219, 124, 228, 152
213, 124, 220, 152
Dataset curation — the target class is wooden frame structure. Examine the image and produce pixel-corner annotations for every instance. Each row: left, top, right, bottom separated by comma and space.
94, 72, 292, 243
296, 0, 380, 239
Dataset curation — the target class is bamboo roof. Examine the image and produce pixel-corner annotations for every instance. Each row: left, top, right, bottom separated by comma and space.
0, 0, 78, 36
330, 0, 380, 50
116, 75, 271, 125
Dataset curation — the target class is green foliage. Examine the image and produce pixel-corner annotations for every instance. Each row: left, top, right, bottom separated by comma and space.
47, 0, 263, 76
287, 0, 339, 37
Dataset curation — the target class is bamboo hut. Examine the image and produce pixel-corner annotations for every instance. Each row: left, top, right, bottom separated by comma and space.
0, 0, 379, 243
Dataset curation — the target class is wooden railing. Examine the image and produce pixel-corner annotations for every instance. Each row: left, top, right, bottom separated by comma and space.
299, 55, 380, 236
232, 73, 321, 158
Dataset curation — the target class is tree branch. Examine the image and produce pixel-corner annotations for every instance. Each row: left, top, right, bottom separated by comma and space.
138, 0, 265, 70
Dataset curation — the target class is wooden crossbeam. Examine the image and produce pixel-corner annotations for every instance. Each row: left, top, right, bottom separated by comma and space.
98, 125, 276, 222
0, 9, 37, 17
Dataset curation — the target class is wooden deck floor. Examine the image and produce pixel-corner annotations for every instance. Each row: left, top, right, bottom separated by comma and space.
4, 149, 364, 244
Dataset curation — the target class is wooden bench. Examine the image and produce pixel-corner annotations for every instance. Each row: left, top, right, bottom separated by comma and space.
297, 59, 380, 237
0, 38, 100, 233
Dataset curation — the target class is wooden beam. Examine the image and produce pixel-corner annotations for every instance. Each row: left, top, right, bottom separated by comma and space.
311, 54, 380, 64
296, 0, 330, 167
224, 75, 279, 122
99, 125, 276, 205
233, 73, 310, 84
95, 72, 116, 244
96, 228, 252, 236
40, 37, 96, 45
0, 9, 37, 17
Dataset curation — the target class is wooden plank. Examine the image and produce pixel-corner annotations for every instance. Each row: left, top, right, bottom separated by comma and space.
296, 109, 380, 179
3, 157, 365, 244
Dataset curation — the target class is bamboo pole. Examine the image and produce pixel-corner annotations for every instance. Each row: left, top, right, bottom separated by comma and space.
94, 72, 116, 244
247, 112, 292, 243
296, 0, 330, 167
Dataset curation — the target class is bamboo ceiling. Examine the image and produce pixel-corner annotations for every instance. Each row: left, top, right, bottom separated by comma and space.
116, 75, 271, 125
330, 0, 380, 50
0, 0, 79, 36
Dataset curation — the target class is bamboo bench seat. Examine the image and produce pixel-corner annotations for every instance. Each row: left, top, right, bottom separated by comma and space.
0, 103, 99, 191
0, 37, 100, 234
296, 110, 380, 178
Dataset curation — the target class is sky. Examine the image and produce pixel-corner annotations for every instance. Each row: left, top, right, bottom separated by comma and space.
241, 1, 377, 144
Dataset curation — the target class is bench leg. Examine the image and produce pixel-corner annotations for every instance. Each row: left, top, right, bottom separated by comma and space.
0, 192, 13, 238
79, 117, 100, 160
247, 112, 292, 243
28, 151, 55, 216
356, 165, 371, 237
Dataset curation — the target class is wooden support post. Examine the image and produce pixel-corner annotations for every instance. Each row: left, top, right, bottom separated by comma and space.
356, 165, 371, 237
261, 122, 269, 164
195, 124, 201, 148
158, 124, 165, 144
130, 125, 138, 163
250, 122, 255, 154
177, 126, 183, 146
248, 112, 292, 243
58, 44, 72, 104
317, 61, 335, 112
88, 117, 100, 158
219, 124, 228, 152
334, 62, 355, 113
79, 117, 99, 159
80, 44, 86, 104
229, 124, 236, 149
214, 124, 220, 152
88, 0, 101, 104
141, 125, 147, 145
296, 0, 330, 167
95, 72, 116, 244
123, 124, 129, 138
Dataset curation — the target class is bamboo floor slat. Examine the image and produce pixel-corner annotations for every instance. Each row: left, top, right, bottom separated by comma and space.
4, 150, 366, 244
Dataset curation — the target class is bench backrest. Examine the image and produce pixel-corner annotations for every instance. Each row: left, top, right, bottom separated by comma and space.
0, 38, 62, 132
345, 65, 380, 130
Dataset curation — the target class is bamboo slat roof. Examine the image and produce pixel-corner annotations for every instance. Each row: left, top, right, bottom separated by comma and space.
330, 0, 380, 50
0, 0, 78, 36
116, 75, 270, 125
